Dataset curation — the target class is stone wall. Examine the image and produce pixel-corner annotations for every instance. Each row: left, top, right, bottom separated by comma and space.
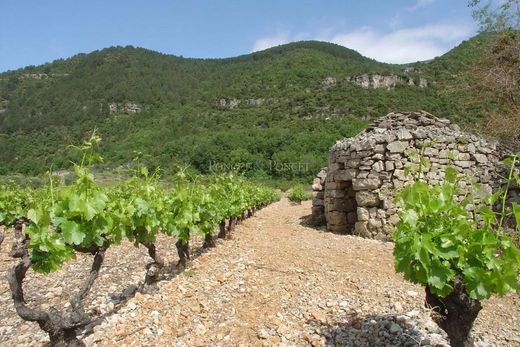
310, 168, 328, 225
311, 111, 503, 240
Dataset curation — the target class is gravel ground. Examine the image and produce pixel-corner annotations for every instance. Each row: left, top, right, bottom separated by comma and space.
0, 199, 519, 346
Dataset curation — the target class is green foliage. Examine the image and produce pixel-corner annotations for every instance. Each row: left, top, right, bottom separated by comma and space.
288, 184, 312, 203
106, 167, 164, 246
0, 137, 280, 273
393, 159, 520, 300
0, 184, 33, 226
25, 134, 112, 271
0, 36, 502, 179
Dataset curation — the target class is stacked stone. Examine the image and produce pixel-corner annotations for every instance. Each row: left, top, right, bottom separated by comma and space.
312, 111, 502, 241
310, 168, 328, 225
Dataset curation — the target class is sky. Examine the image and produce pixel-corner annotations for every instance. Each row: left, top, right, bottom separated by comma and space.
0, 0, 477, 72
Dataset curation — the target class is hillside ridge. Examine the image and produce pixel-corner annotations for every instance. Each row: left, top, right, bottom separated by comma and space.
0, 34, 496, 179
0, 40, 387, 75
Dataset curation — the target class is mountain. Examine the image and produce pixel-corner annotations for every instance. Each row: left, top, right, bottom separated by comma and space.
0, 34, 495, 180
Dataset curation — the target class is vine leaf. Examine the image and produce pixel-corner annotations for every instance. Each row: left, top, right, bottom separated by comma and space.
61, 220, 84, 245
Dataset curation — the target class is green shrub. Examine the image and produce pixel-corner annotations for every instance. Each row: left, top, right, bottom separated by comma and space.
287, 184, 312, 203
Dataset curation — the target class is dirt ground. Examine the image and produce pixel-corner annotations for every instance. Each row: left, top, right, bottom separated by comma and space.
1, 199, 519, 346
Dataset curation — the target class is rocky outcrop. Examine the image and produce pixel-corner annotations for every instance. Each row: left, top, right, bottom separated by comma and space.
218, 98, 241, 109
216, 98, 281, 109
21, 73, 69, 79
346, 75, 427, 90
246, 98, 266, 106
321, 77, 337, 89
108, 102, 142, 114
311, 111, 502, 240
219, 73, 427, 111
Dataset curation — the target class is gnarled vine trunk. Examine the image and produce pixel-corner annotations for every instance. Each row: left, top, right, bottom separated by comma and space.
10, 220, 26, 258
176, 239, 190, 271
228, 217, 237, 233
7, 246, 106, 346
203, 233, 216, 248
217, 220, 226, 239
141, 242, 165, 286
425, 276, 482, 347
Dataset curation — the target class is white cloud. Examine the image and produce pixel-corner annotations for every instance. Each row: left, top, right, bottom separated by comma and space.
251, 23, 473, 64
329, 23, 472, 63
252, 32, 291, 52
407, 0, 435, 12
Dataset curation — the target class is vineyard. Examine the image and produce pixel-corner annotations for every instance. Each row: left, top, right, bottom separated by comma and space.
0, 134, 280, 346
0, 133, 519, 347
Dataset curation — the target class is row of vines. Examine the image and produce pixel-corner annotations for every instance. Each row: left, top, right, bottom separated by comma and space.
0, 134, 281, 346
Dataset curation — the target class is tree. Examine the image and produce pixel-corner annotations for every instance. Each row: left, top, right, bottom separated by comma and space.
474, 32, 520, 145
469, 0, 520, 32
468, 1, 520, 148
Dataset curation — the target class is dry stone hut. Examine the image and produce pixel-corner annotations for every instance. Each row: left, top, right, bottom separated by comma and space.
311, 111, 502, 241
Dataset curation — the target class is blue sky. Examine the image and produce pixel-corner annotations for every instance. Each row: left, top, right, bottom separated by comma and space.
0, 0, 477, 72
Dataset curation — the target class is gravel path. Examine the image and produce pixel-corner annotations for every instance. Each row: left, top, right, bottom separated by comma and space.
1, 199, 519, 346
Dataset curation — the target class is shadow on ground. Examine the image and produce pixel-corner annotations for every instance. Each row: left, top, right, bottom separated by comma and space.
81, 235, 228, 337
298, 213, 327, 231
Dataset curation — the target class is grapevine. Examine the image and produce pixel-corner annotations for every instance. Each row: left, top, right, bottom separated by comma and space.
393, 154, 520, 347
0, 135, 280, 346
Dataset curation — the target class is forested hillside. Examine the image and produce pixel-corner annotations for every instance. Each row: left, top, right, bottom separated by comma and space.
0, 34, 496, 180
